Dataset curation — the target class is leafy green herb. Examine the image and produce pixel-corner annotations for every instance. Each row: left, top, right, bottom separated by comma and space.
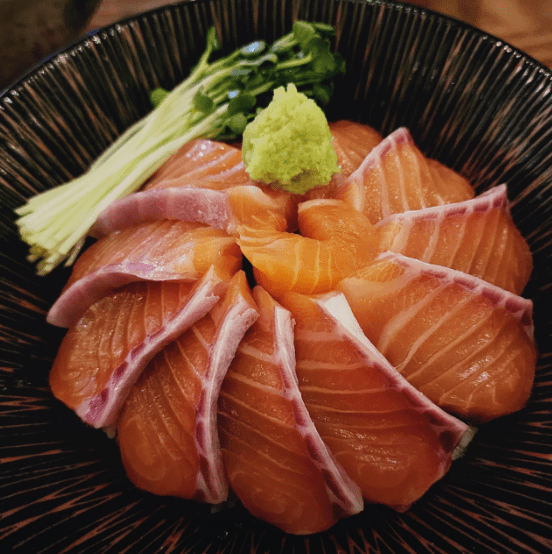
150, 87, 169, 108
15, 21, 345, 275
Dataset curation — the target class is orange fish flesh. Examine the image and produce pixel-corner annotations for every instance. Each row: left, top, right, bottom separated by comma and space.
145, 139, 251, 191
218, 286, 363, 534
238, 226, 375, 298
278, 290, 470, 510
376, 185, 533, 294
50, 267, 229, 428
117, 271, 259, 503
337, 253, 537, 423
238, 199, 381, 297
48, 220, 241, 328
335, 127, 475, 223
91, 184, 297, 238
304, 120, 383, 200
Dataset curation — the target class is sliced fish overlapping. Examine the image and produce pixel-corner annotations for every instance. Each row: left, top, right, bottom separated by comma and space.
117, 271, 259, 503
50, 267, 229, 428
218, 286, 363, 534
279, 290, 470, 510
337, 252, 536, 423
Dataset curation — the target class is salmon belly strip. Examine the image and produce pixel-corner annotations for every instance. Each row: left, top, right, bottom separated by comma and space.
49, 267, 229, 428
335, 127, 475, 223
376, 185, 533, 294
337, 253, 537, 423
91, 138, 299, 237
218, 287, 363, 534
278, 290, 469, 511
117, 271, 259, 503
47, 220, 241, 328
92, 184, 297, 238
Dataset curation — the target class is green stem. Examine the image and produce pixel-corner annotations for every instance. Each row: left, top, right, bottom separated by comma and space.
15, 22, 343, 274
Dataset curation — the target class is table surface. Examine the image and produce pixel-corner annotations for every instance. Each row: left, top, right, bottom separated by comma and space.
87, 0, 552, 69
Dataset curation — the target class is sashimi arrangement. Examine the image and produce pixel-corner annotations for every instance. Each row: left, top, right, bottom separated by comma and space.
13, 22, 536, 536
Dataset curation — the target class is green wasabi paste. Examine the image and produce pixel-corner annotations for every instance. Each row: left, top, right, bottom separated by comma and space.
242, 84, 339, 194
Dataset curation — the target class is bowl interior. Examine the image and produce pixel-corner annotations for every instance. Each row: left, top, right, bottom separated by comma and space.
0, 1, 551, 553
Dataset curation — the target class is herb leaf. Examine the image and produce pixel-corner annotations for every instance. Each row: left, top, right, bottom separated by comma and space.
15, 21, 345, 274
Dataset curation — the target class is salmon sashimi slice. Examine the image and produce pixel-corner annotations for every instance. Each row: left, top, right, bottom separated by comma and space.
304, 121, 383, 200
336, 253, 537, 423
218, 287, 363, 534
297, 198, 380, 265
90, 184, 296, 238
47, 220, 242, 328
145, 139, 252, 191
238, 228, 345, 297
49, 266, 229, 428
329, 120, 384, 176
144, 137, 298, 229
90, 135, 299, 237
238, 224, 378, 298
117, 271, 259, 503
335, 127, 475, 223
238, 202, 380, 297
298, 198, 376, 240
376, 185, 533, 294
278, 290, 470, 511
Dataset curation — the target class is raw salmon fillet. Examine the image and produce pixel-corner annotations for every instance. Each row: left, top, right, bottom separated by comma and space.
49, 267, 229, 428
376, 185, 533, 294
90, 138, 299, 237
298, 198, 376, 240
335, 127, 475, 223
337, 253, 537, 423
218, 287, 363, 534
91, 184, 296, 237
329, 120, 384, 175
278, 290, 470, 510
304, 120, 383, 200
117, 271, 259, 503
145, 139, 252, 191
48, 220, 241, 328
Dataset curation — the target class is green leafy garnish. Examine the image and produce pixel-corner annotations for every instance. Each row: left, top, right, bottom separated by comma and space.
150, 87, 169, 108
15, 21, 345, 275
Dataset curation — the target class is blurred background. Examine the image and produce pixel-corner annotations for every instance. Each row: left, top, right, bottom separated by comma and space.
2, 0, 552, 89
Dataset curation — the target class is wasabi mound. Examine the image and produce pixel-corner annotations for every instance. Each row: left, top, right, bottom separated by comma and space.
242, 84, 339, 194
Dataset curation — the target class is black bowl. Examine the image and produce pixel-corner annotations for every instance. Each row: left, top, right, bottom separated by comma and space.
1, 1, 551, 553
